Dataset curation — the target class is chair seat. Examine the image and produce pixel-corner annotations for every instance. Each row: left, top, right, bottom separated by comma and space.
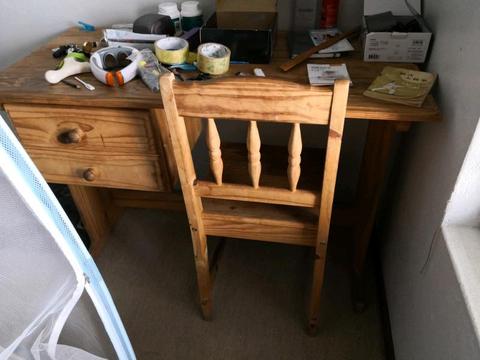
203, 198, 318, 247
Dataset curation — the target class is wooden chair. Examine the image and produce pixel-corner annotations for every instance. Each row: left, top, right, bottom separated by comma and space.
160, 73, 349, 332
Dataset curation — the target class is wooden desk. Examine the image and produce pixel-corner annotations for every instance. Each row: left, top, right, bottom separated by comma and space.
0, 28, 440, 298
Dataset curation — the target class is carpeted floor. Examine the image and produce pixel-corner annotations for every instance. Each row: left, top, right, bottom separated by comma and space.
96, 208, 386, 360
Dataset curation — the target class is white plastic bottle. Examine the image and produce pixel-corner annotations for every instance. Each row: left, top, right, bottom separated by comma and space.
158, 2, 182, 35
181, 1, 203, 31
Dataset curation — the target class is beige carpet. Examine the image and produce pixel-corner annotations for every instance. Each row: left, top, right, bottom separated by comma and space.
96, 208, 385, 360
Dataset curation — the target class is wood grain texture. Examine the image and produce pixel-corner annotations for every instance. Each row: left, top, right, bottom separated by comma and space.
308, 79, 350, 331
206, 118, 223, 185
213, 143, 325, 191
173, 77, 332, 124
307, 242, 327, 334
111, 189, 186, 211
162, 71, 351, 330
5, 104, 156, 154
202, 199, 317, 247
247, 121, 262, 188
68, 185, 112, 257
316, 80, 350, 246
27, 147, 164, 191
0, 28, 440, 123
349, 121, 398, 310
195, 181, 319, 208
104, 188, 357, 227
0, 27, 441, 278
160, 73, 213, 319
353, 121, 396, 276
151, 109, 202, 188
185, 117, 203, 150
101, 188, 124, 227
279, 27, 361, 72
288, 123, 302, 192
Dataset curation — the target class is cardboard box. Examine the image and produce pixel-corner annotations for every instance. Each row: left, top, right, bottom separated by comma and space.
200, 11, 277, 64
362, 0, 431, 63
216, 0, 277, 13
363, 14, 431, 63
215, 0, 277, 29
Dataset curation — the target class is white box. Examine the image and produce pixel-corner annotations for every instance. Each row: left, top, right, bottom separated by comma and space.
362, 0, 431, 63
364, 0, 421, 16
363, 15, 431, 63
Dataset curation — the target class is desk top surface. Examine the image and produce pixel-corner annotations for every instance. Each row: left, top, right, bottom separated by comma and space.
0, 28, 440, 122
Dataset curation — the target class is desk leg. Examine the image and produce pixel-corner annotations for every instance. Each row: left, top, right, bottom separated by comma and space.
68, 185, 121, 257
352, 121, 396, 310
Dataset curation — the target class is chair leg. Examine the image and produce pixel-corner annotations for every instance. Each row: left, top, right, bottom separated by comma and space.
307, 244, 327, 335
191, 231, 213, 320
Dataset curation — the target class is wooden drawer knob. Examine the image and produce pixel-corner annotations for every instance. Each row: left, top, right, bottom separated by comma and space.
59, 128, 85, 144
82, 168, 96, 182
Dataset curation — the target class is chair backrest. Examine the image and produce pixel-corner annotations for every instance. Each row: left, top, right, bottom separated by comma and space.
167, 76, 335, 124
160, 74, 349, 243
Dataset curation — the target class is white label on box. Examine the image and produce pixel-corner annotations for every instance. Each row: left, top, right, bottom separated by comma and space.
364, 32, 431, 63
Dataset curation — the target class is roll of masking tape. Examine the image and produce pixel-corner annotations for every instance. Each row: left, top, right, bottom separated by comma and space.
155, 37, 189, 65
197, 43, 231, 75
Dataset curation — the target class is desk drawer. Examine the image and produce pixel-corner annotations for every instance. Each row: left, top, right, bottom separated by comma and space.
5, 104, 156, 154
27, 148, 165, 191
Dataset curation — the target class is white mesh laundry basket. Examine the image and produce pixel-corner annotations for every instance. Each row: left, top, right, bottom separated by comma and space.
0, 116, 135, 360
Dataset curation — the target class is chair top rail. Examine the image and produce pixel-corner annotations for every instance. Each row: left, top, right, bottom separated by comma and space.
171, 76, 334, 124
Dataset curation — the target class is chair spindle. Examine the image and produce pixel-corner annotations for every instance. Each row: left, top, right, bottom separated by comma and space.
288, 123, 302, 192
247, 120, 261, 188
206, 118, 223, 185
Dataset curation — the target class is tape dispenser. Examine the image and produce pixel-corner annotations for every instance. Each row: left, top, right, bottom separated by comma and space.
90, 46, 141, 86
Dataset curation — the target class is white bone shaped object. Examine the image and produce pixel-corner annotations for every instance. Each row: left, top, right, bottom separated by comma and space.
45, 56, 91, 84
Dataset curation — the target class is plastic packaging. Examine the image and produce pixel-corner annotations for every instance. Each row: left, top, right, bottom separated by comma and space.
181, 1, 203, 31
138, 48, 170, 92
158, 2, 182, 34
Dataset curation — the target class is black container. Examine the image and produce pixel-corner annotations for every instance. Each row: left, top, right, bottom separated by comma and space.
133, 14, 175, 36
200, 12, 277, 64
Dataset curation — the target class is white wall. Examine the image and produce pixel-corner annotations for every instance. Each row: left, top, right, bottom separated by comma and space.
0, 0, 363, 69
443, 118, 480, 228
0, 0, 215, 70
389, 228, 480, 360
382, 0, 480, 359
